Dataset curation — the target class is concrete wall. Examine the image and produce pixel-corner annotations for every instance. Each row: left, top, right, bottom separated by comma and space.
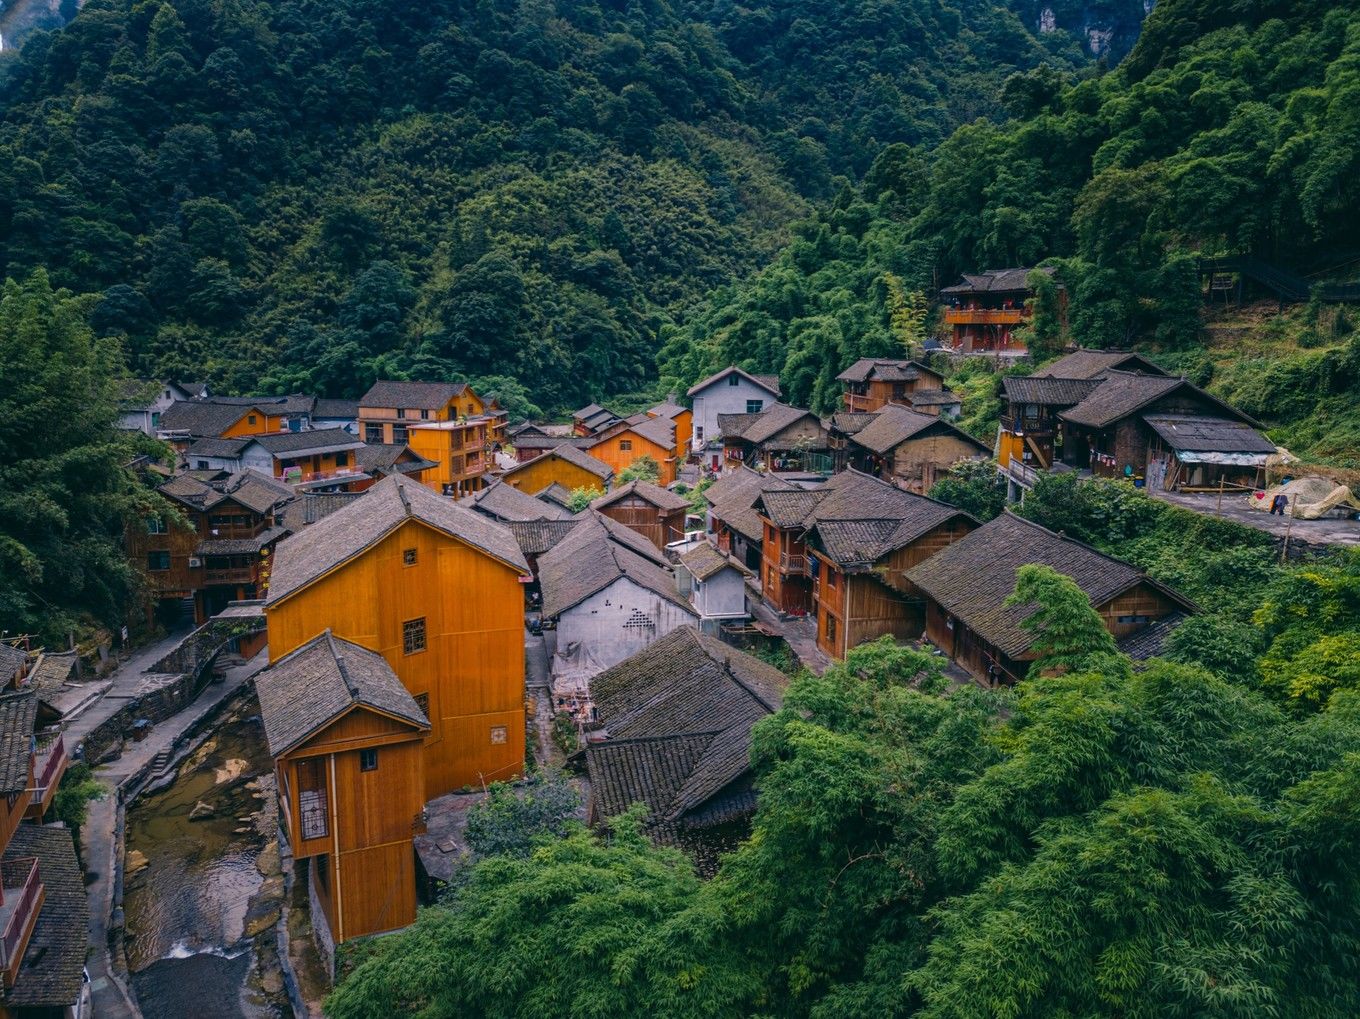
691, 377, 778, 452
692, 567, 747, 621
558, 578, 696, 673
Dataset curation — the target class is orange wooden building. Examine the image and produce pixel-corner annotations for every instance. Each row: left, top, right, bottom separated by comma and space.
358, 380, 508, 448
500, 444, 614, 495
258, 631, 429, 949
265, 475, 531, 798
835, 359, 947, 413
586, 414, 679, 484
646, 400, 692, 462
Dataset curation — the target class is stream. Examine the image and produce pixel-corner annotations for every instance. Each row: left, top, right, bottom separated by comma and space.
123, 699, 289, 1019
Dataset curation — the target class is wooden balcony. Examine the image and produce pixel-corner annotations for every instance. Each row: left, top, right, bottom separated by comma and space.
0, 856, 43, 988
944, 308, 1025, 325
779, 552, 809, 575
26, 731, 66, 820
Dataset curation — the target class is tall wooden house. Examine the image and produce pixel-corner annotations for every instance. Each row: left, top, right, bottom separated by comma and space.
591, 480, 690, 549
586, 414, 680, 485
905, 512, 1195, 684
265, 475, 530, 798
499, 444, 614, 495
686, 367, 783, 471
939, 267, 1060, 353
836, 358, 947, 413
358, 382, 507, 495
704, 467, 797, 572
131, 470, 294, 623
184, 429, 367, 492
752, 487, 826, 615
845, 404, 991, 493
571, 404, 622, 437
645, 400, 692, 462
258, 631, 430, 951
583, 627, 787, 874
717, 403, 829, 473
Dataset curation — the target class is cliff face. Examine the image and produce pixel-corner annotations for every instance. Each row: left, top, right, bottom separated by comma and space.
1022, 0, 1151, 62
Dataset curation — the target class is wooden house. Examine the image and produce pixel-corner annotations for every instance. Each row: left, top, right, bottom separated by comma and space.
939, 267, 1061, 353
591, 480, 690, 549
586, 414, 680, 485
717, 403, 829, 474
459, 479, 576, 524
157, 395, 314, 455
500, 444, 614, 495
836, 358, 947, 413
645, 400, 692, 461
406, 420, 495, 496
583, 626, 787, 875
0, 647, 27, 690
0, 692, 87, 1017
258, 631, 430, 950
704, 467, 797, 572
827, 412, 879, 472
686, 367, 782, 471
358, 380, 507, 449
130, 470, 294, 623
353, 443, 436, 487
904, 512, 1196, 684
572, 404, 622, 436
183, 429, 367, 492
265, 475, 531, 797
674, 542, 752, 634
1032, 347, 1166, 380
846, 404, 991, 493
996, 375, 1104, 477
753, 487, 826, 616
903, 388, 963, 419
506, 430, 592, 464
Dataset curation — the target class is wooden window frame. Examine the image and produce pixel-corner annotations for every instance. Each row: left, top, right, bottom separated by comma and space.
359, 748, 378, 772
402, 617, 427, 655
402, 548, 418, 567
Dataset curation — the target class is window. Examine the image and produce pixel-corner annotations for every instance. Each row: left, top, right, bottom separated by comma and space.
364, 423, 384, 444
398, 408, 408, 418
746, 399, 764, 414
827, 568, 838, 588
696, 426, 704, 442
825, 614, 837, 645
1117, 614, 1153, 625
151, 412, 161, 427
728, 374, 739, 386
147, 551, 171, 571
489, 725, 507, 745
359, 748, 378, 772
195, 460, 210, 470
392, 425, 408, 444
414, 692, 430, 719
248, 414, 258, 426
402, 548, 418, 566
619, 439, 632, 451
299, 788, 328, 840
403, 617, 427, 655
334, 451, 348, 468
421, 409, 430, 420
146, 516, 167, 534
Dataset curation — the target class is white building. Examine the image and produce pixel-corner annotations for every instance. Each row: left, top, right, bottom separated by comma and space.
676, 540, 752, 635
116, 380, 207, 434
686, 367, 782, 471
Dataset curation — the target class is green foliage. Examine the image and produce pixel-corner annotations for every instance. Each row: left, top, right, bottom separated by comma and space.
463, 771, 581, 860
565, 486, 604, 513
928, 459, 1008, 522
550, 712, 581, 757
51, 762, 105, 832
619, 455, 661, 484
1255, 551, 1360, 709
1005, 564, 1122, 678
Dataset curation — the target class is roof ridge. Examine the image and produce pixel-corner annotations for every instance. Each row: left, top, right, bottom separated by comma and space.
324, 629, 360, 700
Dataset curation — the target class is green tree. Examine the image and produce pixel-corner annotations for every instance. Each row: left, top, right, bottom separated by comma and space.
463, 771, 581, 860
1004, 563, 1121, 678
928, 459, 1008, 521
566, 486, 605, 512
619, 455, 661, 484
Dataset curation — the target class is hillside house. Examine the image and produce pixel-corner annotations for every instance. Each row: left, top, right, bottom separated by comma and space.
157, 394, 315, 453
846, 404, 991, 493
940, 267, 1061, 353
686, 367, 783, 471
0, 645, 27, 689
583, 627, 787, 874
591, 480, 690, 549
717, 403, 829, 473
265, 475, 530, 797
117, 379, 206, 434
258, 631, 429, 952
1032, 347, 1167, 379
130, 470, 293, 623
905, 513, 1196, 684
586, 414, 680, 485
358, 380, 507, 449
704, 467, 798, 572
459, 480, 576, 524
500, 444, 614, 495
675, 541, 752, 633
904, 388, 963, 419
836, 358, 947, 413
572, 404, 622, 436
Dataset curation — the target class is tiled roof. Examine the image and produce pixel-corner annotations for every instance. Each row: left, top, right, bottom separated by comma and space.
267, 475, 527, 604
905, 512, 1194, 657
359, 380, 467, 410
1142, 415, 1276, 454
647, 401, 687, 420
830, 412, 879, 435
1117, 611, 1188, 662
158, 400, 260, 437
195, 525, 290, 556
686, 367, 782, 398
1058, 372, 1186, 429
506, 519, 582, 558
510, 434, 595, 450
597, 512, 671, 565
591, 479, 690, 512
257, 631, 429, 756
908, 388, 962, 407
459, 480, 575, 522
836, 358, 939, 383
706, 468, 796, 541
25, 651, 76, 695
184, 436, 252, 458
251, 428, 364, 457
502, 444, 614, 483
354, 443, 434, 477
850, 404, 986, 456
3, 825, 87, 1009
0, 644, 27, 680
160, 470, 294, 516
586, 627, 786, 824
535, 482, 576, 509
1033, 348, 1167, 380
206, 394, 315, 414
539, 513, 693, 618
757, 488, 824, 527
592, 413, 675, 450
0, 692, 35, 793
716, 403, 818, 445
280, 492, 365, 530
313, 398, 359, 418
1001, 376, 1103, 406
939, 266, 1045, 294
679, 540, 752, 581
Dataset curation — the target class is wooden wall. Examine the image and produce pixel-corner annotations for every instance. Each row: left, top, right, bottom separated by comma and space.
888, 434, 988, 493
502, 454, 607, 495
598, 500, 686, 549
221, 408, 288, 438
267, 518, 526, 797
587, 431, 677, 484
878, 518, 977, 594
759, 523, 812, 615
1096, 582, 1179, 639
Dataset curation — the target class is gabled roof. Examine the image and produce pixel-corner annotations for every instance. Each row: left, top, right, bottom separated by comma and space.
459, 479, 575, 523
1001, 376, 1103, 406
647, 401, 688, 420
586, 627, 787, 824
158, 469, 294, 516
206, 394, 316, 414
184, 436, 252, 459
257, 631, 429, 756
597, 512, 672, 566
0, 644, 27, 680
940, 266, 1047, 295
249, 428, 365, 458
510, 433, 596, 451
836, 358, 941, 383
359, 380, 467, 410
850, 404, 989, 457
267, 475, 528, 604
501, 444, 614, 484
157, 400, 264, 437
280, 491, 365, 530
591, 413, 676, 450
716, 403, 820, 445
1117, 611, 1189, 662
591, 479, 690, 513
679, 540, 752, 581
830, 412, 879, 435
1059, 371, 1261, 430
573, 404, 622, 433
0, 691, 36, 794
506, 519, 582, 558
1033, 348, 1167, 380
3, 824, 87, 1009
354, 443, 435, 477
706, 467, 797, 541
908, 388, 963, 407
539, 513, 694, 618
757, 489, 825, 528
196, 525, 289, 556
1142, 415, 1276, 454
313, 398, 360, 418
904, 512, 1195, 658
686, 367, 782, 398
535, 482, 577, 509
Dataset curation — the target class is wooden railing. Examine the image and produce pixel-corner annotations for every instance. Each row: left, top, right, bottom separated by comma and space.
31, 732, 64, 802
779, 552, 809, 575
0, 856, 41, 985
943, 308, 1025, 325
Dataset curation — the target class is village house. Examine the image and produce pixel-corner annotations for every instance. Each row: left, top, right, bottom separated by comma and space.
500, 443, 615, 495
905, 512, 1196, 684
571, 403, 622, 437
352, 443, 436, 487
505, 519, 583, 582
583, 626, 787, 874
836, 358, 947, 413
539, 513, 698, 716
645, 400, 693, 462
904, 388, 963, 420
686, 367, 783, 471
116, 379, 207, 435
506, 428, 592, 464
257, 631, 430, 953
718, 403, 830, 473
0, 691, 87, 1018
181, 428, 367, 491
459, 479, 576, 524
845, 403, 992, 493
130, 470, 294, 624
591, 480, 691, 549
674, 541, 752, 633
357, 380, 507, 450
586, 413, 681, 485
405, 419, 494, 497
312, 398, 361, 435
1032, 347, 1167, 379
704, 466, 798, 572
156, 394, 315, 457
265, 474, 530, 798
940, 267, 1061, 353
0, 645, 27, 689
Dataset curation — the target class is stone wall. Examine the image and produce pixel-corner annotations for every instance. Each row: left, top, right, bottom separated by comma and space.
79, 671, 210, 765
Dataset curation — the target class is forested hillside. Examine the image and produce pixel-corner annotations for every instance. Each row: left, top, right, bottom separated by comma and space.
0, 0, 1094, 412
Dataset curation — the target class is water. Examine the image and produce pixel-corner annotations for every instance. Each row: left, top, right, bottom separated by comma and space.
124, 703, 285, 1018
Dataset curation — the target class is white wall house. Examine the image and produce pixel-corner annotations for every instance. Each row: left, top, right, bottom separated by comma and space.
676, 541, 751, 635
686, 367, 782, 470
117, 381, 204, 435
557, 577, 698, 674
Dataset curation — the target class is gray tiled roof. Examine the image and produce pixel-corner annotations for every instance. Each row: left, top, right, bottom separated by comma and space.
0, 692, 35, 794
592, 413, 675, 450
836, 358, 939, 383
717, 403, 818, 445
506, 519, 582, 558
686, 367, 782, 398
539, 513, 694, 618
1117, 611, 1189, 662
830, 412, 879, 435
1033, 348, 1167, 380
597, 513, 672, 565
647, 402, 687, 420
267, 475, 528, 604
908, 388, 962, 407
502, 444, 615, 483
1142, 415, 1276, 454
509, 434, 595, 450
706, 467, 796, 542
359, 380, 467, 410
939, 266, 1045, 294
158, 400, 266, 437
460, 480, 575, 523
850, 404, 987, 456
159, 470, 294, 516
905, 512, 1194, 657
257, 631, 429, 756
586, 627, 787, 823
354, 443, 435, 477
184, 436, 252, 458
1059, 372, 1187, 429
535, 482, 576, 509
313, 398, 360, 418
1001, 376, 1103, 406
195, 525, 290, 556
3, 825, 87, 1009
0, 644, 27, 681
251, 428, 364, 457
679, 540, 752, 581
591, 479, 690, 512
757, 489, 825, 527
280, 492, 365, 531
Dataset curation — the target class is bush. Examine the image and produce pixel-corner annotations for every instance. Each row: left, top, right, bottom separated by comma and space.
464, 771, 581, 859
